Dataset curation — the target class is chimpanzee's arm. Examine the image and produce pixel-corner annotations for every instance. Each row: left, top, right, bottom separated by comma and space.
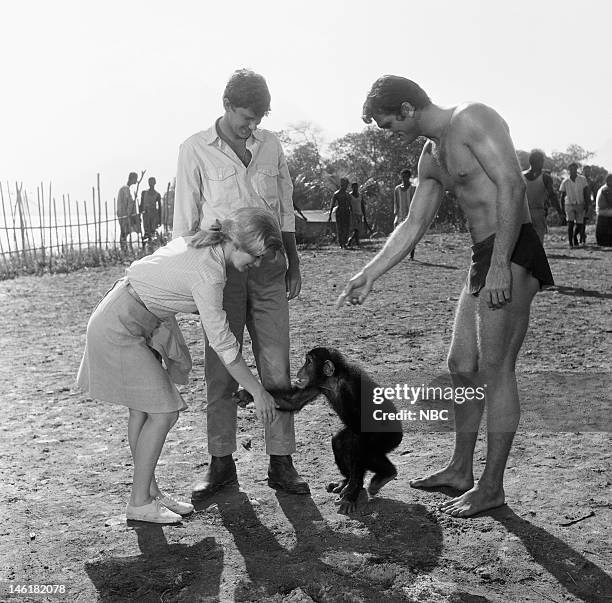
233, 387, 320, 411
270, 386, 320, 411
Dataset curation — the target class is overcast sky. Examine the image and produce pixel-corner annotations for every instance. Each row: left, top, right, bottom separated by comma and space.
1, 0, 611, 205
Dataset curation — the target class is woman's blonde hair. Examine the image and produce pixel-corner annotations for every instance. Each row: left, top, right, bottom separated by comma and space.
189, 207, 283, 257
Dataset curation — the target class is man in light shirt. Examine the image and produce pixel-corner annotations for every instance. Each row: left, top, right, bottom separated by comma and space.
173, 69, 308, 499
559, 163, 590, 248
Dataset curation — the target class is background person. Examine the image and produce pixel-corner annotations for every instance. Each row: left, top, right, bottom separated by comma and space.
117, 172, 139, 249
393, 168, 416, 259
140, 177, 162, 242
595, 173, 612, 246
346, 182, 365, 248
581, 165, 597, 245
522, 149, 558, 243
329, 177, 352, 248
559, 163, 589, 247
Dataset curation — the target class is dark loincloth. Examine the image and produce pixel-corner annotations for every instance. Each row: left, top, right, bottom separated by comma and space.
467, 223, 554, 296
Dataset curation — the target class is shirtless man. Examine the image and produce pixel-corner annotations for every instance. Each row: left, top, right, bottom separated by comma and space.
337, 75, 554, 517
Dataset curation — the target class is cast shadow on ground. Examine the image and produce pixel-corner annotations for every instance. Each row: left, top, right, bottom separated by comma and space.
413, 261, 460, 270
489, 506, 612, 603
214, 488, 442, 601
547, 285, 612, 300
85, 522, 224, 602
85, 487, 442, 602
546, 253, 604, 262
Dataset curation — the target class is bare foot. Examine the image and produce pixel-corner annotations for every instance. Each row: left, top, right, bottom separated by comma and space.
438, 484, 505, 518
335, 488, 368, 514
409, 467, 473, 491
368, 471, 397, 496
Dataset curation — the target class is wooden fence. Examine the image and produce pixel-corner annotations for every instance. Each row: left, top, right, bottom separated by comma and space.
0, 175, 174, 279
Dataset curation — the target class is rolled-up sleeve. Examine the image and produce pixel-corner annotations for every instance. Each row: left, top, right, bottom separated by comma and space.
174, 141, 204, 237
277, 142, 295, 232
192, 281, 240, 365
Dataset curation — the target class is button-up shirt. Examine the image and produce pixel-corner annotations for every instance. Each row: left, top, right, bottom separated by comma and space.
560, 175, 588, 206
127, 239, 240, 365
173, 122, 295, 236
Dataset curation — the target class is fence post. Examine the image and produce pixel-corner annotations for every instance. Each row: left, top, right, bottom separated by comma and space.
67, 194, 74, 251
6, 183, 19, 257
15, 183, 28, 268
0, 183, 10, 274
76, 202, 82, 252
92, 187, 97, 251
22, 189, 36, 263
0, 182, 14, 258
53, 197, 59, 260
47, 183, 53, 265
62, 194, 67, 253
84, 201, 90, 249
113, 197, 117, 250
105, 201, 109, 250
97, 173, 102, 248
37, 186, 46, 264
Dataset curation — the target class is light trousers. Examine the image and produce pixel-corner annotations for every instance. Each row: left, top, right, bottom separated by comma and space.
204, 253, 295, 456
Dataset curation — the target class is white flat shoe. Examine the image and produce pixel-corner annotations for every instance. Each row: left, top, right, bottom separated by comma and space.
126, 499, 182, 524
156, 492, 194, 516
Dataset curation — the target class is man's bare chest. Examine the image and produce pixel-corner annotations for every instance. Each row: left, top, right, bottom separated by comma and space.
431, 140, 481, 191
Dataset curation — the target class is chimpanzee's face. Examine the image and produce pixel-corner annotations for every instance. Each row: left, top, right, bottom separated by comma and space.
295, 353, 316, 389
295, 351, 335, 388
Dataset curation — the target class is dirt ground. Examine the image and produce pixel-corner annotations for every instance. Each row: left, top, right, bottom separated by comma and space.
1, 225, 611, 603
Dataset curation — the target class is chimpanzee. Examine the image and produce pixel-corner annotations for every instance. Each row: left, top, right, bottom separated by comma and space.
239, 347, 403, 513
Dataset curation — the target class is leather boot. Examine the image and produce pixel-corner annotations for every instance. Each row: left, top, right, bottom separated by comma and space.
191, 455, 238, 500
267, 455, 310, 495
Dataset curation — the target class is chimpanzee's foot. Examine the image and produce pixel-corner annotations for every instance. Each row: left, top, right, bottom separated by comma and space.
438, 484, 505, 517
409, 466, 473, 492
335, 488, 368, 514
368, 469, 397, 495
326, 479, 347, 494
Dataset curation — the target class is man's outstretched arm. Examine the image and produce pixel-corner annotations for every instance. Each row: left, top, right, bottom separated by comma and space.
337, 146, 443, 307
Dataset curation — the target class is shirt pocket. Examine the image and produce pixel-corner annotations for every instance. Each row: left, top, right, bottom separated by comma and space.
203, 165, 238, 202
254, 164, 280, 201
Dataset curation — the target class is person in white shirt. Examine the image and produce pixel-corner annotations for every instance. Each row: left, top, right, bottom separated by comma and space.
173, 69, 309, 499
559, 163, 590, 248
77, 208, 283, 524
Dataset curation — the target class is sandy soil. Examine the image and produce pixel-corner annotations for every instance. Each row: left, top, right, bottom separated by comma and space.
1, 225, 611, 602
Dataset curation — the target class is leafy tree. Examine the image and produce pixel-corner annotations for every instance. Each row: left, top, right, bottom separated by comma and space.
325, 127, 425, 233
550, 144, 594, 179
277, 122, 327, 210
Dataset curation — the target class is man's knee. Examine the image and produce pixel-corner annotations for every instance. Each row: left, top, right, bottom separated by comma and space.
478, 351, 512, 373
447, 350, 478, 374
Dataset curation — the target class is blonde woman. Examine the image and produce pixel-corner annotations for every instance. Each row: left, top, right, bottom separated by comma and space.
77, 208, 282, 523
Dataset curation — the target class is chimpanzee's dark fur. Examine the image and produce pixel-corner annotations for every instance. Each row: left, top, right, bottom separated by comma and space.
262, 347, 403, 513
